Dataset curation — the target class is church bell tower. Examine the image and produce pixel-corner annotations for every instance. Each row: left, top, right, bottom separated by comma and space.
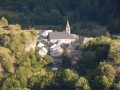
66, 20, 71, 34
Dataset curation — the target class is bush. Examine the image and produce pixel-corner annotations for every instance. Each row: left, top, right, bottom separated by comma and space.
30, 30, 37, 37
0, 17, 8, 27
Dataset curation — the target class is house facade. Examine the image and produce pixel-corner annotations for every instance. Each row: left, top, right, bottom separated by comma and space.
50, 44, 64, 57
70, 50, 82, 65
48, 32, 76, 45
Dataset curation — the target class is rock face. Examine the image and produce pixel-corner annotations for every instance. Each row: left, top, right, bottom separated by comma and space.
25, 38, 37, 52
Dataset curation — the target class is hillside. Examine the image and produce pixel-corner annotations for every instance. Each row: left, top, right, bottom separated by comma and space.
0, 0, 120, 35
0, 1, 120, 90
0, 18, 56, 90
0, 18, 37, 74
0, 17, 120, 90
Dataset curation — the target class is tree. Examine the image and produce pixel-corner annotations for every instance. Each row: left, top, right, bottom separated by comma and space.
75, 77, 90, 90
49, 9, 63, 25
19, 76, 27, 88
108, 19, 120, 34
108, 40, 120, 65
43, 55, 53, 65
105, 31, 111, 38
110, 81, 120, 90
94, 75, 112, 90
30, 27, 38, 37
2, 78, 21, 89
28, 71, 54, 90
62, 69, 79, 89
0, 47, 14, 73
114, 81, 120, 90
16, 65, 32, 79
96, 46, 109, 60
39, 72, 54, 89
97, 62, 116, 82
81, 51, 97, 67
0, 17, 8, 27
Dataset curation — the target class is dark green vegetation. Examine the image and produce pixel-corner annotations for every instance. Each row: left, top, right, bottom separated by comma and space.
0, 0, 120, 35
75, 36, 120, 90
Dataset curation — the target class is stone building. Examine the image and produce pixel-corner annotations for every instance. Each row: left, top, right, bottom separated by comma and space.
48, 20, 77, 45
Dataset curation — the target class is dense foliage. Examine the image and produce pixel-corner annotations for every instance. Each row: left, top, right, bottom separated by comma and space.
0, 0, 120, 34
75, 36, 120, 90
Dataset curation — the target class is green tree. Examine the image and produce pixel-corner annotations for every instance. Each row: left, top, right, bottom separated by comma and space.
19, 76, 27, 88
16, 65, 32, 79
39, 72, 54, 89
2, 78, 21, 89
62, 69, 79, 89
28, 71, 54, 90
75, 77, 90, 90
30, 27, 38, 37
94, 75, 112, 90
97, 62, 116, 82
108, 40, 120, 65
108, 19, 120, 34
43, 55, 53, 65
105, 31, 111, 38
0, 17, 8, 27
114, 81, 120, 90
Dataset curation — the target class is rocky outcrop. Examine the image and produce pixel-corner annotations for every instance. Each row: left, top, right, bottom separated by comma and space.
25, 38, 37, 52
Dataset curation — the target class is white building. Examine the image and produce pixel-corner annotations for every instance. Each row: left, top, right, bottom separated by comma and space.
48, 32, 76, 45
41, 30, 53, 37
50, 44, 63, 57
37, 42, 44, 47
48, 20, 77, 45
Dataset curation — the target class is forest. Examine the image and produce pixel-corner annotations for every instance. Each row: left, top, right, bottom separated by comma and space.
0, 0, 120, 35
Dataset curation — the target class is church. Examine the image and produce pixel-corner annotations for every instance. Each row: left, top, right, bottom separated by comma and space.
48, 20, 77, 45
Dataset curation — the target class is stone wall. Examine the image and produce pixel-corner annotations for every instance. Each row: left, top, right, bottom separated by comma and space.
50, 39, 75, 45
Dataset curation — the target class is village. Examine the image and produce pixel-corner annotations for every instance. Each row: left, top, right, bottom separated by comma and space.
36, 20, 94, 67
0, 0, 120, 89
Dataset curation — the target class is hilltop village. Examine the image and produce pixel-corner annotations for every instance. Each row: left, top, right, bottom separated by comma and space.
0, 17, 120, 90
0, 0, 120, 89
36, 20, 94, 66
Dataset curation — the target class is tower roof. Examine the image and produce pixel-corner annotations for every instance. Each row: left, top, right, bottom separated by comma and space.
66, 20, 70, 28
